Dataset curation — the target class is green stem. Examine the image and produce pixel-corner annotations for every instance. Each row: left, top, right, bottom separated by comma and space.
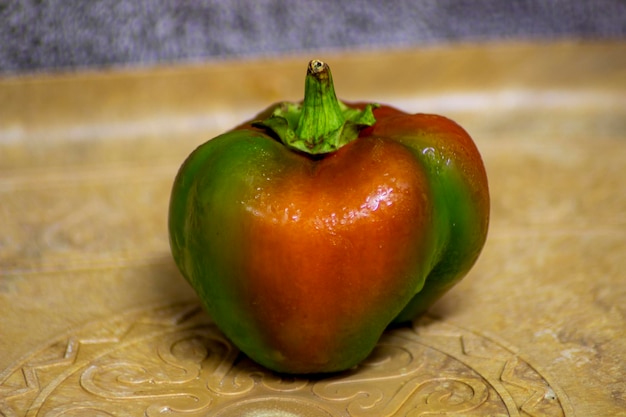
254, 60, 377, 155
295, 60, 346, 143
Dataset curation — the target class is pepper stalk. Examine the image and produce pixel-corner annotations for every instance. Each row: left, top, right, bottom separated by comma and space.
254, 60, 378, 155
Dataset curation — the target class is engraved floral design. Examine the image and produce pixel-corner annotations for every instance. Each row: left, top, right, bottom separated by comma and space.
0, 303, 571, 417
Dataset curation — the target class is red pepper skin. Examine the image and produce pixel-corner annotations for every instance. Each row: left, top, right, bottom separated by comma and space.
363, 105, 490, 323
168, 103, 489, 374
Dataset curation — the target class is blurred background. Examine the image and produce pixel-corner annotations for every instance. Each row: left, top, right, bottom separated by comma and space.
1, 0, 625, 74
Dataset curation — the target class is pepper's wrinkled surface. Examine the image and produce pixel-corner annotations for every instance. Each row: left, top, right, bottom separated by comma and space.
168, 61, 489, 374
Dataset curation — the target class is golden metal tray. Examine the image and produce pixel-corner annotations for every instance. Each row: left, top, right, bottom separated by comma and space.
1, 41, 625, 416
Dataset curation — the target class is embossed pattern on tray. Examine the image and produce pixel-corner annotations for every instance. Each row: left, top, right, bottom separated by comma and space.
0, 303, 571, 416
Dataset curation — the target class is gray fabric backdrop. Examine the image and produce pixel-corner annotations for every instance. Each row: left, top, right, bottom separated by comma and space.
1, 0, 625, 74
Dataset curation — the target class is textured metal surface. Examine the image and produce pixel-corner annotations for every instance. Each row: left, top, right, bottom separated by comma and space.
1, 41, 625, 416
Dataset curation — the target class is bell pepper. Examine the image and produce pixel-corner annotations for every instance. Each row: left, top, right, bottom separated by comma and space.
168, 60, 489, 374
